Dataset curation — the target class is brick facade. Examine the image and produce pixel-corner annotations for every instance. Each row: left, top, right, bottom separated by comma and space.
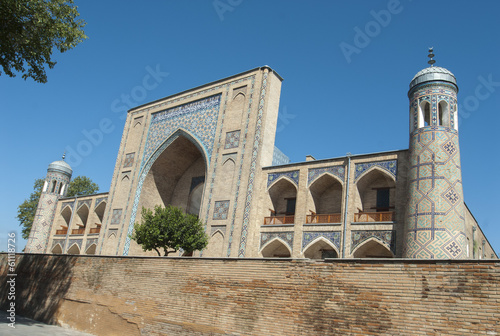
1, 254, 498, 335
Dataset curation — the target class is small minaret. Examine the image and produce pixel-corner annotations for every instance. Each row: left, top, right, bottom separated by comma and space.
25, 154, 72, 253
404, 49, 467, 259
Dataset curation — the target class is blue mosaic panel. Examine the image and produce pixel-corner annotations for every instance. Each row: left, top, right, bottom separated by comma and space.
224, 130, 241, 149
302, 231, 341, 251
213, 200, 230, 220
141, 95, 221, 169
260, 232, 294, 250
308, 166, 345, 185
51, 239, 65, 250
272, 146, 291, 166
67, 239, 82, 250
351, 230, 395, 254
123, 153, 135, 168
111, 209, 122, 225
85, 238, 98, 250
267, 170, 300, 188
61, 201, 75, 210
95, 197, 108, 209
77, 199, 92, 210
354, 160, 397, 181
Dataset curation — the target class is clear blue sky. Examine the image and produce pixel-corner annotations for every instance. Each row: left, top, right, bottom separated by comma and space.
1, 0, 499, 254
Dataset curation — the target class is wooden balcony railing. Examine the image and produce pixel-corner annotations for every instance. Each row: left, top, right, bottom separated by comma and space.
354, 211, 394, 222
71, 228, 85, 235
55, 229, 67, 235
89, 227, 101, 234
306, 213, 341, 224
264, 215, 295, 225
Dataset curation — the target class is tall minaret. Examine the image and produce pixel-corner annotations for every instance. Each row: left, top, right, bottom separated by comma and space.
25, 155, 72, 253
404, 49, 467, 259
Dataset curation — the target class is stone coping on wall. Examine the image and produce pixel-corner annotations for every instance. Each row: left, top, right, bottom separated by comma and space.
6, 253, 498, 263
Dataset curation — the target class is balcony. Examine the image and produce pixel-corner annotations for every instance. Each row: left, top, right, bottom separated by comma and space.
89, 227, 101, 234
264, 215, 295, 225
71, 228, 85, 235
306, 213, 341, 224
354, 211, 394, 222
55, 229, 67, 235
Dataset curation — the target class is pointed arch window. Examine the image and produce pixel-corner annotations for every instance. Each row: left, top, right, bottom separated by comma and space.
421, 101, 431, 126
51, 180, 57, 193
438, 100, 450, 127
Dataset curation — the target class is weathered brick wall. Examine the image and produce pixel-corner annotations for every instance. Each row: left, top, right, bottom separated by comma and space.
1, 254, 499, 335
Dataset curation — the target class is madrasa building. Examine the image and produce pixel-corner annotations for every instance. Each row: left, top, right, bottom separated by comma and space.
25, 53, 498, 260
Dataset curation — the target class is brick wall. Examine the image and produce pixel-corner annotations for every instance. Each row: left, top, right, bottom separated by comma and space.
1, 254, 498, 335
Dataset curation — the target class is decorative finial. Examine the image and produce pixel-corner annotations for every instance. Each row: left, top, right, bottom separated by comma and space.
62, 152, 66, 161
427, 47, 436, 66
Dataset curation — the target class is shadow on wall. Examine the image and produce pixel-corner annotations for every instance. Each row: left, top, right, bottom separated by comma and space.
0, 254, 74, 324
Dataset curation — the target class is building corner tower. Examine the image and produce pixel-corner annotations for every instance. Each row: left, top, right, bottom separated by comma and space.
404, 49, 467, 259
25, 155, 72, 253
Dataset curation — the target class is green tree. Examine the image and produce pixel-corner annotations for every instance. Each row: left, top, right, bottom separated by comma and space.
17, 176, 99, 239
131, 205, 209, 256
66, 175, 99, 197
0, 0, 87, 83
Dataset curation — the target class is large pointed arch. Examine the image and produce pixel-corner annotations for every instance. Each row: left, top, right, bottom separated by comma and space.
354, 167, 396, 222
302, 237, 339, 259
308, 173, 343, 224
51, 244, 63, 254
67, 243, 80, 255
352, 238, 394, 258
260, 238, 292, 258
85, 244, 97, 255
265, 177, 297, 225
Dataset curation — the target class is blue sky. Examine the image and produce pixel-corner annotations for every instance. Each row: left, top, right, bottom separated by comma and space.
1, 0, 499, 254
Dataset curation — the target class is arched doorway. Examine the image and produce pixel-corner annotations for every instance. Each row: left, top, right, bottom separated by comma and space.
352, 239, 393, 258
303, 238, 338, 259
261, 239, 291, 258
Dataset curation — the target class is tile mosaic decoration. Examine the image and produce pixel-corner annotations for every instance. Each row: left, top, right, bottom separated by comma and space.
355, 160, 397, 181
302, 231, 341, 251
141, 95, 221, 170
123, 153, 135, 168
61, 201, 74, 210
237, 71, 269, 257
272, 146, 290, 166
86, 238, 98, 250
213, 200, 230, 220
224, 130, 241, 149
260, 232, 294, 250
67, 239, 82, 250
308, 166, 345, 185
405, 83, 466, 259
94, 197, 108, 209
111, 209, 122, 225
77, 199, 92, 210
51, 239, 65, 250
25, 193, 59, 253
267, 170, 300, 188
351, 230, 395, 254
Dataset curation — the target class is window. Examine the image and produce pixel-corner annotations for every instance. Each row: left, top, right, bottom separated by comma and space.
285, 197, 296, 215
376, 188, 390, 212
423, 102, 431, 126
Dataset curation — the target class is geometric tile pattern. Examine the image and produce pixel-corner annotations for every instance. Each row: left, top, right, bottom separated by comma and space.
141, 95, 221, 170
94, 196, 108, 209
123, 153, 135, 168
237, 71, 269, 257
308, 166, 345, 185
213, 200, 230, 220
405, 84, 466, 259
111, 209, 122, 225
302, 231, 341, 251
267, 170, 300, 188
25, 193, 59, 253
260, 232, 294, 251
85, 238, 98, 250
67, 239, 82, 251
224, 130, 240, 149
355, 160, 397, 181
272, 146, 290, 166
351, 230, 395, 254
77, 199, 92, 210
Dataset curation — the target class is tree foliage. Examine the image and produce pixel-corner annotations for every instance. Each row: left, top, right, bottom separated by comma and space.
17, 176, 99, 239
131, 205, 209, 256
66, 175, 99, 197
0, 0, 87, 83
